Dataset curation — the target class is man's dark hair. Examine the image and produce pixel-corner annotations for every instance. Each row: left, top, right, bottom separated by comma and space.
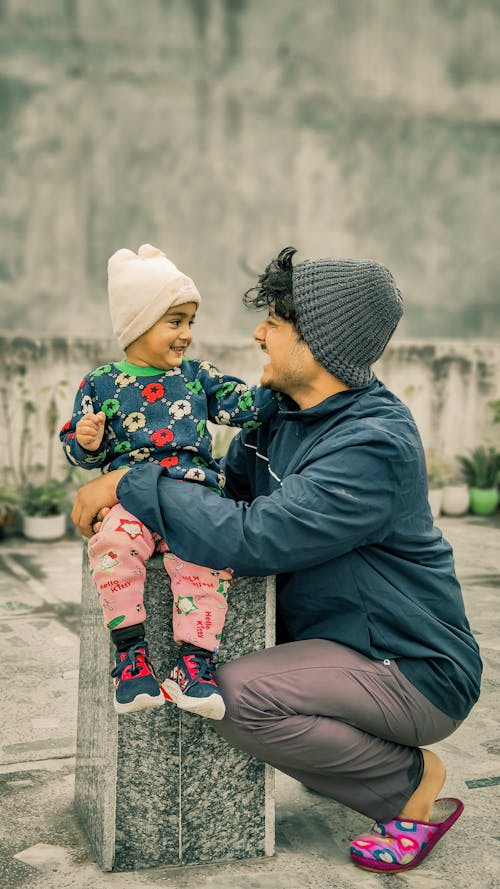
243, 246, 300, 330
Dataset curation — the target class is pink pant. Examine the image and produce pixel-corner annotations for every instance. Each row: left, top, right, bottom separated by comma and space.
88, 504, 232, 652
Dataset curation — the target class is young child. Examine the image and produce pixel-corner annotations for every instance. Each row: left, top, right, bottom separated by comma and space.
60, 244, 279, 720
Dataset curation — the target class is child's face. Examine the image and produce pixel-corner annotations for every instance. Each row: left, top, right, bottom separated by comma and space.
126, 302, 197, 370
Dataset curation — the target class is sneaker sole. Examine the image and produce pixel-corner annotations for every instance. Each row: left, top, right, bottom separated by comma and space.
114, 692, 165, 715
161, 679, 226, 720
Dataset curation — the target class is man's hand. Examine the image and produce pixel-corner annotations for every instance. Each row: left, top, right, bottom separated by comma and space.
71, 469, 130, 538
76, 411, 106, 451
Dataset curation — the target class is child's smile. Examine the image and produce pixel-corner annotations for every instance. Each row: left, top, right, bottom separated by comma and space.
125, 302, 197, 370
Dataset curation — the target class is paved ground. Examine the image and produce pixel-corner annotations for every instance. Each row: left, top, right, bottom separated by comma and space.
0, 515, 499, 889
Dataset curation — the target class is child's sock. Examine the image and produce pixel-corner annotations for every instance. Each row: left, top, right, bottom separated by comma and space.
111, 622, 146, 652
178, 641, 214, 659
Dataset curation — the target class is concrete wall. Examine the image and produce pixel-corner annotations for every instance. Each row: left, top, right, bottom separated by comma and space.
1, 0, 499, 341
1, 335, 499, 486
376, 339, 500, 459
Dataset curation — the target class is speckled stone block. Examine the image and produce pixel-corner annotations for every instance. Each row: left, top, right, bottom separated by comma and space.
75, 551, 275, 871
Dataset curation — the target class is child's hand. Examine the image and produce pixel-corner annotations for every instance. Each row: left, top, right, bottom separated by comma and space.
76, 411, 106, 451
92, 506, 111, 534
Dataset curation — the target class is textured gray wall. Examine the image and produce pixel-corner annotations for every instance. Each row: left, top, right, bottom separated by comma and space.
1, 0, 499, 340
1, 335, 499, 484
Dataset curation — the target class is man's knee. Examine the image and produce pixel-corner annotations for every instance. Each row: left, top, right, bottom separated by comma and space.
217, 653, 285, 730
216, 658, 247, 722
214, 658, 274, 756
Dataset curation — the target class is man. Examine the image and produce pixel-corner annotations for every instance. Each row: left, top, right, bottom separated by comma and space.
73, 246, 481, 873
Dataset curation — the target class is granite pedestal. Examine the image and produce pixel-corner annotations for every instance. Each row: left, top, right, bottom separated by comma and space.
74, 551, 275, 871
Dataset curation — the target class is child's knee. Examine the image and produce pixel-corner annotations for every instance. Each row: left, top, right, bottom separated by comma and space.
89, 514, 154, 563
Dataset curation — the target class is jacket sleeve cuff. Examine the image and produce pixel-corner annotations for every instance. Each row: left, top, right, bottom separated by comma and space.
117, 463, 166, 529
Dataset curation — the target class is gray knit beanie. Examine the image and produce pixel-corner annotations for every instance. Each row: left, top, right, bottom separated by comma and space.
292, 258, 403, 388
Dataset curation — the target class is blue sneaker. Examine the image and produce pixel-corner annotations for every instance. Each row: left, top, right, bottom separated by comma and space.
161, 652, 225, 720
111, 641, 165, 714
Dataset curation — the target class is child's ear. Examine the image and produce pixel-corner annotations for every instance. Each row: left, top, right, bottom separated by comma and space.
138, 244, 165, 260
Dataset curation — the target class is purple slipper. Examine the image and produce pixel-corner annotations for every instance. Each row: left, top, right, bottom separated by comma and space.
349, 797, 464, 873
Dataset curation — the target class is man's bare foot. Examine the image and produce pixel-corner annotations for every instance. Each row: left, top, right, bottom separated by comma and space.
397, 748, 446, 823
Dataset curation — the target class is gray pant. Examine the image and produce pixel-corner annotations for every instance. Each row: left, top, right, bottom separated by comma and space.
215, 639, 461, 822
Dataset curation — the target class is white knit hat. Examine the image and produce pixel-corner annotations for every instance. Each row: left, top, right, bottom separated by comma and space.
108, 243, 201, 349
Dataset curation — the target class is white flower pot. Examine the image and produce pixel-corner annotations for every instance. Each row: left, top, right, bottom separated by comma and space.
441, 484, 469, 517
22, 513, 67, 541
428, 488, 443, 519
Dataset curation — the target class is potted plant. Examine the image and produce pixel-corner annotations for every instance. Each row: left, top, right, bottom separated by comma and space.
425, 453, 452, 519
441, 472, 470, 517
457, 446, 500, 516
1, 365, 72, 540
21, 477, 70, 541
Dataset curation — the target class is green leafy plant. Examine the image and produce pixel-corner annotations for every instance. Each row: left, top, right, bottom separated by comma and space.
21, 478, 71, 517
488, 399, 500, 424
457, 446, 500, 490
0, 483, 20, 524
0, 364, 71, 520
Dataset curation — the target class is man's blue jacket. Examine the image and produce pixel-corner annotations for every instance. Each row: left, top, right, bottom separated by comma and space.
118, 376, 482, 721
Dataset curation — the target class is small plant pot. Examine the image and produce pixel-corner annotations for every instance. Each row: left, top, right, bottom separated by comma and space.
441, 484, 470, 517
22, 513, 67, 541
428, 488, 443, 519
469, 487, 499, 516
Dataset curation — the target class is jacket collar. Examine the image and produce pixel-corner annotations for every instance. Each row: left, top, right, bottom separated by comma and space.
278, 375, 381, 424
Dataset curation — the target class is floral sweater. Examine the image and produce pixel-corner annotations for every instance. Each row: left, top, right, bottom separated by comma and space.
60, 358, 279, 493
